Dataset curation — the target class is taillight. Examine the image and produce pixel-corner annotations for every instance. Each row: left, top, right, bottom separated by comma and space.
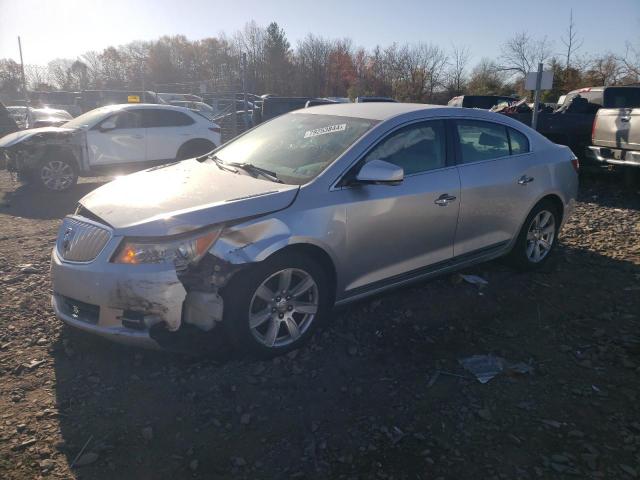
571, 158, 580, 172
209, 126, 221, 134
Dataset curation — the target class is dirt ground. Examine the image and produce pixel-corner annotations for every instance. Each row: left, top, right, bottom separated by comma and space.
0, 170, 639, 480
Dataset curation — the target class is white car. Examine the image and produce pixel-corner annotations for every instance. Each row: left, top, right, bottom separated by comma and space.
0, 104, 221, 191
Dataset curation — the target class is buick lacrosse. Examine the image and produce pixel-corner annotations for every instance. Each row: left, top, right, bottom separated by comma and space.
51, 103, 578, 356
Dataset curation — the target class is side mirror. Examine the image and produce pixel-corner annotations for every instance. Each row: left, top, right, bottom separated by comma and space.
355, 159, 404, 185
100, 120, 116, 131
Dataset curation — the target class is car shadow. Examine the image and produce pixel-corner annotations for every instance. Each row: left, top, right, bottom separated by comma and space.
0, 180, 107, 220
50, 245, 640, 478
579, 170, 640, 210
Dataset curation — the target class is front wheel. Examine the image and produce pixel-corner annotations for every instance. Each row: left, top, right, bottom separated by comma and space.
507, 200, 559, 270
37, 158, 78, 192
223, 252, 331, 357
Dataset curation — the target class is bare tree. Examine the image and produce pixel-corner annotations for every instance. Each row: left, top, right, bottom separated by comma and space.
499, 32, 553, 77
561, 9, 583, 69
446, 44, 470, 95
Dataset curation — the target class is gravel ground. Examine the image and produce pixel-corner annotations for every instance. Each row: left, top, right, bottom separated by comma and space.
0, 170, 639, 480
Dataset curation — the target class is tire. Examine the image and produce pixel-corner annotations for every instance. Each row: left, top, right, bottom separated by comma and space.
507, 199, 560, 271
223, 252, 332, 358
36, 157, 78, 192
176, 140, 216, 160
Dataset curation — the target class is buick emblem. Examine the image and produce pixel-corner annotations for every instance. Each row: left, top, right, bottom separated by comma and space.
62, 227, 74, 253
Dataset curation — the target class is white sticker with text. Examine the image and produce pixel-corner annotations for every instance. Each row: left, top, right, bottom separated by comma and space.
304, 123, 347, 138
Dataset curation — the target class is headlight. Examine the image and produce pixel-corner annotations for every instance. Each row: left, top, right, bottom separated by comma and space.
111, 228, 222, 269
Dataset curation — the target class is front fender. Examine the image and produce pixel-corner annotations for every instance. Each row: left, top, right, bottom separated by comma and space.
211, 217, 338, 266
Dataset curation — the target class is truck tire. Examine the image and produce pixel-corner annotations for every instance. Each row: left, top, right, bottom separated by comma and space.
176, 139, 216, 160
36, 157, 78, 192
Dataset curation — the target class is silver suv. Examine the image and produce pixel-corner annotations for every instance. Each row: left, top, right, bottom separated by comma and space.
51, 103, 578, 356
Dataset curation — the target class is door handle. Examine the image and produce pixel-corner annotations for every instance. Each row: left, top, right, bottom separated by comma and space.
434, 194, 457, 206
518, 175, 534, 185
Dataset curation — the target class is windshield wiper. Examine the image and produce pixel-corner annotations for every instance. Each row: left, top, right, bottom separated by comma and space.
227, 162, 283, 183
206, 154, 238, 173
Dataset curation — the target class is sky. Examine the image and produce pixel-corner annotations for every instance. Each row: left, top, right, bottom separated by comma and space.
0, 0, 639, 66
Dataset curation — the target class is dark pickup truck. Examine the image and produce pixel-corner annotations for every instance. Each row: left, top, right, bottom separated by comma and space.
500, 88, 602, 163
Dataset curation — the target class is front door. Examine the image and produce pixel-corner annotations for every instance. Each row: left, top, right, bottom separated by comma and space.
87, 110, 146, 166
339, 120, 461, 293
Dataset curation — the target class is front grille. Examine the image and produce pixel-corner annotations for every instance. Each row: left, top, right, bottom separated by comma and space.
56, 217, 111, 262
58, 295, 100, 324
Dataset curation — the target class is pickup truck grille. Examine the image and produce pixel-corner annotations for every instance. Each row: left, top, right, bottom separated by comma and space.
56, 217, 111, 262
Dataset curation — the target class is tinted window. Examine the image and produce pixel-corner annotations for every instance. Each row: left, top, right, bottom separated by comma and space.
509, 128, 529, 155
143, 109, 194, 127
364, 121, 446, 175
456, 120, 509, 163
603, 87, 640, 108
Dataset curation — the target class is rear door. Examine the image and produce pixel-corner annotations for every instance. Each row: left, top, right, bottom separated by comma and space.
453, 119, 544, 256
338, 120, 461, 293
86, 110, 146, 166
143, 109, 196, 161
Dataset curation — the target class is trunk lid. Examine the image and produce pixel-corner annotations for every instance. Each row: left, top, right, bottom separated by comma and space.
592, 107, 640, 150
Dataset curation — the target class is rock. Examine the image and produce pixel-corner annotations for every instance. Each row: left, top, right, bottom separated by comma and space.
36, 337, 48, 346
348, 345, 358, 356
87, 375, 100, 384
232, 456, 247, 467
75, 452, 99, 466
240, 413, 251, 425
18, 264, 38, 274
620, 465, 638, 478
477, 409, 492, 421
189, 459, 199, 471
551, 454, 569, 464
142, 427, 153, 441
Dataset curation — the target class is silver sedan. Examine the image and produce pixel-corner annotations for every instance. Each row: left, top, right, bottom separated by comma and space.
50, 103, 578, 356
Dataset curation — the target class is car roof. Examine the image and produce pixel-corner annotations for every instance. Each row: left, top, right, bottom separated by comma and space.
297, 102, 443, 120
296, 102, 528, 124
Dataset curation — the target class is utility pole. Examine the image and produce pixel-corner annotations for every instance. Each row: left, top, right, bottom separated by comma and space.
18, 36, 28, 102
531, 63, 543, 131
242, 53, 248, 130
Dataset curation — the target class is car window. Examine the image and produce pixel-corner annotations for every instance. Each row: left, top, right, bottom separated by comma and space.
509, 128, 529, 155
456, 120, 510, 163
363, 120, 446, 175
104, 110, 143, 129
142, 109, 195, 127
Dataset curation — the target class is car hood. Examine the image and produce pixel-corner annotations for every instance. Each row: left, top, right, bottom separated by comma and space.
79, 159, 300, 236
0, 126, 76, 148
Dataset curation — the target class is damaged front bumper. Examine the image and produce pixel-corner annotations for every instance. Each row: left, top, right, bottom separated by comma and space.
50, 227, 228, 349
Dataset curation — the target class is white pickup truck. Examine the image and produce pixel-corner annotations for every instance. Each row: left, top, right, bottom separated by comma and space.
587, 86, 640, 170
0, 103, 221, 191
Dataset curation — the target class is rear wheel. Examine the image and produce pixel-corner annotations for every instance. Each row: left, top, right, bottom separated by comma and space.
508, 200, 559, 270
176, 140, 216, 160
223, 252, 331, 357
36, 158, 78, 192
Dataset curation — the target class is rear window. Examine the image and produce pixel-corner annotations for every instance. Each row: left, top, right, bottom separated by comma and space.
603, 88, 640, 108
508, 128, 529, 155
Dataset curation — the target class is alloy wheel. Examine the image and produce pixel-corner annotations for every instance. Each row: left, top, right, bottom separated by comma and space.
248, 268, 319, 348
525, 210, 555, 263
40, 160, 74, 191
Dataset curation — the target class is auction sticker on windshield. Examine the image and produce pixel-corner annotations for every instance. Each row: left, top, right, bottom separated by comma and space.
304, 123, 346, 138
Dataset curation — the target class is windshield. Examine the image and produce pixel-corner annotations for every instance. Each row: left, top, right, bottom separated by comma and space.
62, 106, 121, 129
214, 113, 377, 185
